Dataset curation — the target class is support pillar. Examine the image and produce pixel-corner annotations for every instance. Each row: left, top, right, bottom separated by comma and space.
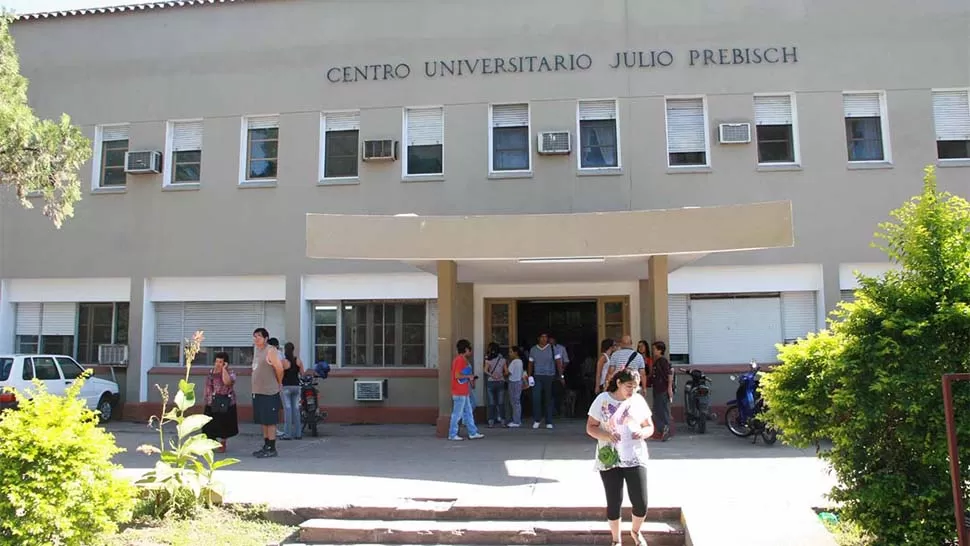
436, 260, 458, 437
640, 256, 669, 345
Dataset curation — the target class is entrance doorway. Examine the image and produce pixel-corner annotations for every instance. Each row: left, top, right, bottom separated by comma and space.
484, 296, 630, 420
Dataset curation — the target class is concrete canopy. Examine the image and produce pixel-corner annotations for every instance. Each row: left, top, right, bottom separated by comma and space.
305, 201, 794, 262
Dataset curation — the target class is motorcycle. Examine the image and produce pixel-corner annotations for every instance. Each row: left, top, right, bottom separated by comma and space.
300, 374, 326, 437
724, 360, 777, 445
682, 368, 716, 433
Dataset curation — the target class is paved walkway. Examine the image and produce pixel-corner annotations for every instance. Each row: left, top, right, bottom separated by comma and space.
109, 419, 835, 515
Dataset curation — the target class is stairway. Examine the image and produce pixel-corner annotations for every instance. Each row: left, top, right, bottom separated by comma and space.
287, 501, 686, 545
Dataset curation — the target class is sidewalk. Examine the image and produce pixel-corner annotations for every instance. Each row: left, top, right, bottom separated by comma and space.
109, 420, 835, 512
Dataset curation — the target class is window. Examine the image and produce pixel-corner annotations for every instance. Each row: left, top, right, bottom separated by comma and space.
14, 302, 75, 356
321, 112, 360, 179
754, 94, 798, 164
665, 98, 709, 167
32, 357, 60, 380
155, 301, 284, 367
96, 124, 129, 188
57, 357, 85, 380
313, 304, 338, 364
313, 300, 428, 367
932, 89, 970, 160
243, 116, 279, 181
490, 104, 530, 172
578, 100, 619, 169
843, 92, 889, 162
404, 107, 443, 176
77, 302, 129, 364
0, 358, 11, 381
168, 120, 203, 184
22, 360, 34, 380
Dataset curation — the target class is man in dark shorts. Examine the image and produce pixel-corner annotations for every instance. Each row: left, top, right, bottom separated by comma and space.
251, 327, 284, 458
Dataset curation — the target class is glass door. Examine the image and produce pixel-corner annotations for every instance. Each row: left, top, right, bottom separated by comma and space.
485, 299, 516, 357
597, 297, 629, 344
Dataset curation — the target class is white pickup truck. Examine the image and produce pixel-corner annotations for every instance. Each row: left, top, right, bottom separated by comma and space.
0, 354, 120, 423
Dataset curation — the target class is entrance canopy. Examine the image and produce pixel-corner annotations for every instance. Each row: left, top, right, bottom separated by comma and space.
306, 201, 794, 267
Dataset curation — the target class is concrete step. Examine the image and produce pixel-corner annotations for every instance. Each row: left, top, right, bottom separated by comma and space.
269, 502, 680, 525
299, 518, 685, 545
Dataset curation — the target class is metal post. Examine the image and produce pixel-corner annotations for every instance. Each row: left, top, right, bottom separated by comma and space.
943, 373, 970, 546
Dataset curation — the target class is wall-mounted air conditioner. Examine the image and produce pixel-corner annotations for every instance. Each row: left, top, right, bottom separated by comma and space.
537, 131, 571, 155
362, 139, 398, 161
124, 150, 162, 174
354, 379, 387, 401
717, 123, 752, 144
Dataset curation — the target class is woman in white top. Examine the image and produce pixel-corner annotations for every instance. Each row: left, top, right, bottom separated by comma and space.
506, 346, 525, 427
595, 338, 618, 393
586, 368, 654, 546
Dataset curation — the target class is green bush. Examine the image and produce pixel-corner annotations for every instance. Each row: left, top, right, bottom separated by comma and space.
762, 166, 970, 545
0, 377, 135, 545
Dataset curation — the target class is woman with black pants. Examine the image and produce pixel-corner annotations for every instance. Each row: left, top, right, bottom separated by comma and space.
586, 369, 654, 546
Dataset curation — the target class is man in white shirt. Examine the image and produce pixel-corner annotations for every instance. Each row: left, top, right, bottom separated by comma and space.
607, 335, 647, 392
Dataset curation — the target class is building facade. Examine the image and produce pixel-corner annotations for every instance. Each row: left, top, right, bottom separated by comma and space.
0, 0, 967, 425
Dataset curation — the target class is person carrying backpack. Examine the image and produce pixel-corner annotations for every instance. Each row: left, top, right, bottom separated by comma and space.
606, 335, 647, 392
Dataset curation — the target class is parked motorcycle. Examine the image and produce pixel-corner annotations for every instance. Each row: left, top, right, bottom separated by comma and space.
724, 360, 777, 445
682, 368, 716, 433
300, 374, 326, 437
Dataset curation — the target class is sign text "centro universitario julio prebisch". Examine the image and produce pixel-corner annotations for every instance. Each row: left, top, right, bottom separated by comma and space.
326, 46, 798, 84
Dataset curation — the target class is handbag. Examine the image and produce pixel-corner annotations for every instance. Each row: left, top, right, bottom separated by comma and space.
211, 394, 231, 414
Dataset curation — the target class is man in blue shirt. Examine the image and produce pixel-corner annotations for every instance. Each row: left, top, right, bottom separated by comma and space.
527, 332, 563, 429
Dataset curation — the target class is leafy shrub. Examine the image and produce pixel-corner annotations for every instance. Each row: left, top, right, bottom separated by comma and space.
0, 378, 135, 545
762, 166, 970, 545
136, 331, 238, 519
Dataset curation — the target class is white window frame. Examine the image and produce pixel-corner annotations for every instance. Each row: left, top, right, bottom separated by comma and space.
402, 106, 445, 180
575, 98, 621, 172
488, 103, 532, 175
931, 87, 970, 164
319, 110, 361, 183
238, 115, 280, 186
312, 299, 432, 368
664, 95, 711, 169
91, 123, 130, 191
753, 92, 801, 166
163, 119, 203, 188
843, 90, 893, 165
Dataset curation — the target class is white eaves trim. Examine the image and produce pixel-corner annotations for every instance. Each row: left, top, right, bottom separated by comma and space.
17, 0, 242, 20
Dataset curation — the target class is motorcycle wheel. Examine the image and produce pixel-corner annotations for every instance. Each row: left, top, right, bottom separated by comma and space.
310, 420, 319, 437
684, 393, 696, 430
761, 427, 778, 445
697, 416, 706, 434
725, 406, 754, 438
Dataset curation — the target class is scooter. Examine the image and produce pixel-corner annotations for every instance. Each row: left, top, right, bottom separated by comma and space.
724, 360, 777, 445
682, 368, 716, 433
300, 374, 326, 437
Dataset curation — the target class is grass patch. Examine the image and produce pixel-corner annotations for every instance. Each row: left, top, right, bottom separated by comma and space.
105, 504, 296, 546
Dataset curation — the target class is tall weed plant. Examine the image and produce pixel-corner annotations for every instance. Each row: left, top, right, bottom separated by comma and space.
136, 331, 238, 519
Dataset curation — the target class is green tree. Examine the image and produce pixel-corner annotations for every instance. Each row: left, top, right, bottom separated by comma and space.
762, 166, 970, 545
0, 15, 89, 228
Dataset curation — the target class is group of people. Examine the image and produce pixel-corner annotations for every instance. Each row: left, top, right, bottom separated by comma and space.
200, 328, 308, 458
446, 332, 671, 546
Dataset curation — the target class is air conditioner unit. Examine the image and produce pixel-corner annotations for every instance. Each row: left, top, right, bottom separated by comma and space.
537, 131, 571, 155
362, 139, 398, 161
354, 379, 387, 402
98, 344, 129, 366
718, 123, 752, 144
124, 150, 162, 174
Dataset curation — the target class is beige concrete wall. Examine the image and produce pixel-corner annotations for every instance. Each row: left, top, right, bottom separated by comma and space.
3, 0, 966, 284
